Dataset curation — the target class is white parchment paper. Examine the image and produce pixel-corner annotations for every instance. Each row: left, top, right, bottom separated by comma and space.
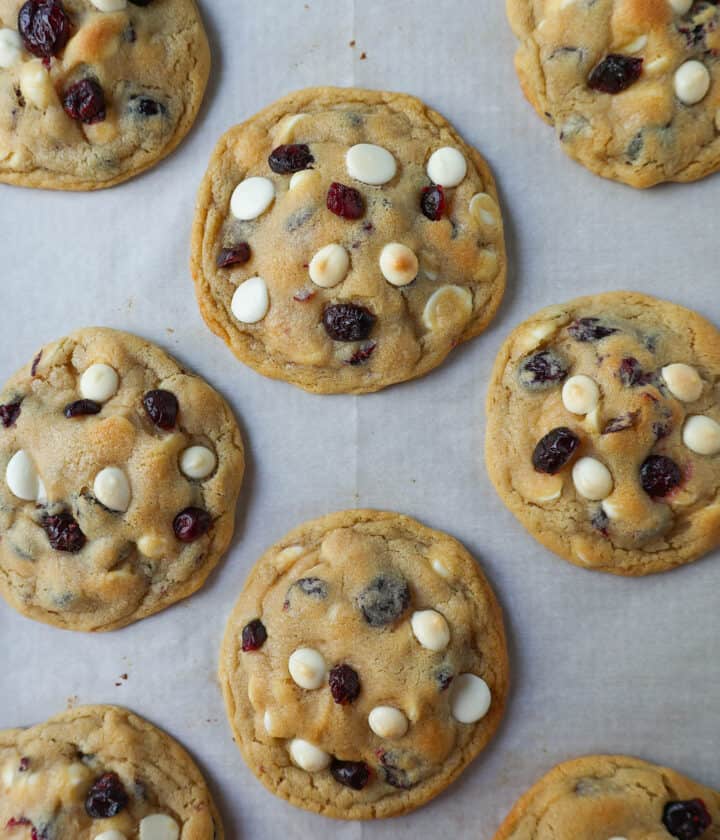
1, 1, 719, 838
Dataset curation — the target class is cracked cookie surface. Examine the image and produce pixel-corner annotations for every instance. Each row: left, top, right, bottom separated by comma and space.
219, 509, 509, 819
0, 327, 244, 631
191, 87, 507, 394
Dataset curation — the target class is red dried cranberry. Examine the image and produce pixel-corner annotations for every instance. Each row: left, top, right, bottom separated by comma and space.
329, 664, 361, 704
603, 411, 639, 434
323, 304, 375, 342
663, 799, 712, 840
6, 817, 32, 828
327, 182, 364, 219
588, 55, 643, 94
532, 427, 580, 474
268, 143, 314, 173
43, 512, 86, 552
143, 390, 178, 430
173, 507, 211, 542
63, 79, 106, 124
568, 318, 618, 342
640, 455, 682, 499
64, 399, 101, 418
331, 759, 370, 790
618, 357, 653, 387
420, 185, 445, 220
518, 350, 568, 390
217, 243, 251, 269
85, 772, 128, 819
0, 401, 22, 428
241, 618, 267, 652
346, 343, 376, 365
18, 757, 30, 772
18, 0, 70, 59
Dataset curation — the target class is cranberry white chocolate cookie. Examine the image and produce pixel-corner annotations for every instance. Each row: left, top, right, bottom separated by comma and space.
0, 705, 223, 839
507, 0, 720, 187
493, 755, 719, 840
219, 510, 509, 819
486, 292, 720, 575
0, 327, 244, 631
191, 87, 507, 394
0, 0, 210, 190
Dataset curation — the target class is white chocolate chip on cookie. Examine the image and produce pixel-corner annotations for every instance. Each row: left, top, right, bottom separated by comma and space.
309, 244, 350, 288
95, 832, 127, 840
0, 29, 22, 69
19, 61, 56, 109
368, 706, 409, 739
379, 243, 418, 287
470, 193, 500, 227
572, 457, 613, 501
346, 143, 397, 185
422, 286, 473, 331
94, 466, 131, 512
669, 0, 693, 12
90, 0, 127, 9
289, 739, 331, 772
674, 60, 711, 105
427, 147, 467, 187
231, 276, 269, 323
411, 610, 450, 651
139, 814, 179, 840
80, 363, 119, 402
450, 674, 491, 723
180, 445, 217, 480
661, 363, 703, 402
562, 375, 600, 415
231, 177, 276, 221
683, 415, 720, 455
288, 648, 326, 689
6, 451, 42, 501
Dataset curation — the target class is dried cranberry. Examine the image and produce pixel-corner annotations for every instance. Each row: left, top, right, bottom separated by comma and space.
588, 55, 643, 94
568, 318, 618, 342
436, 668, 454, 691
653, 421, 672, 439
85, 772, 128, 819
346, 343, 376, 365
63, 79, 106, 124
143, 390, 178, 430
591, 508, 609, 536
18, 0, 70, 59
640, 455, 682, 499
0, 401, 22, 428
329, 664, 361, 704
518, 350, 568, 390
173, 507, 211, 542
323, 304, 375, 342
6, 817, 32, 828
618, 357, 653, 387
327, 182, 364, 219
294, 577, 328, 599
18, 757, 30, 772
42, 512, 86, 553
133, 97, 162, 116
603, 411, 639, 434
217, 243, 251, 268
378, 752, 412, 790
331, 759, 370, 790
31, 352, 42, 377
293, 288, 315, 302
662, 799, 712, 840
532, 427, 580, 474
64, 399, 101, 418
420, 185, 445, 221
268, 143, 314, 173
241, 618, 267, 652
357, 573, 410, 627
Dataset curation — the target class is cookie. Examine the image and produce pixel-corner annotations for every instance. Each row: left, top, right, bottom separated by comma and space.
0, 0, 209, 190
485, 291, 720, 575
219, 509, 509, 819
191, 87, 507, 394
494, 755, 719, 840
0, 327, 244, 631
507, 0, 720, 187
0, 704, 223, 839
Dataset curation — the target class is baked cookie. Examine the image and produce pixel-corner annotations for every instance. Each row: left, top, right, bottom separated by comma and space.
494, 755, 719, 840
0, 0, 209, 190
507, 0, 720, 187
219, 509, 509, 819
0, 327, 244, 631
486, 291, 720, 575
0, 704, 223, 839
191, 87, 506, 394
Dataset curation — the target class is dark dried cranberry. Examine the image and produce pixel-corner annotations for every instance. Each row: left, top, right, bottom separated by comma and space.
133, 97, 162, 116
591, 508, 609, 536
436, 668, 454, 691
640, 455, 682, 499
85, 772, 128, 819
294, 577, 328, 598
64, 399, 101, 418
0, 401, 22, 428
323, 304, 375, 342
327, 182, 364, 219
662, 799, 712, 840
357, 573, 410, 627
618, 357, 654, 387
603, 411, 639, 434
18, 0, 70, 59
518, 350, 568, 390
217, 243, 251, 268
378, 753, 412, 790
653, 421, 672, 439
143, 390, 178, 430
568, 318, 618, 342
18, 757, 30, 772
420, 185, 445, 221
346, 343, 376, 365
331, 759, 370, 790
42, 512, 86, 553
241, 618, 267, 652
173, 507, 211, 542
268, 143, 314, 173
532, 427, 580, 474
329, 664, 361, 704
588, 55, 643, 94
63, 79, 106, 124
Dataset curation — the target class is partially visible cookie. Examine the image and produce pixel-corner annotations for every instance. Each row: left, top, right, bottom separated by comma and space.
191, 87, 507, 394
0, 327, 244, 631
0, 0, 210, 190
486, 291, 720, 575
494, 755, 719, 840
219, 509, 509, 819
507, 0, 720, 187
0, 704, 223, 839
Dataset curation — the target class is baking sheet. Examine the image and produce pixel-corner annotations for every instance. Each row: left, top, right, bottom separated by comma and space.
1, 0, 719, 837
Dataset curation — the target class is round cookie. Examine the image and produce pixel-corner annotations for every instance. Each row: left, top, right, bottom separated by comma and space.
219, 509, 509, 819
494, 755, 719, 840
0, 327, 244, 631
507, 0, 720, 187
191, 87, 507, 394
0, 704, 223, 839
0, 0, 210, 190
486, 291, 720, 575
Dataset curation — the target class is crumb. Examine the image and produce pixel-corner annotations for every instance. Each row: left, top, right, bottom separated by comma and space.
360, 52, 367, 60
66, 695, 78, 709
349, 40, 356, 47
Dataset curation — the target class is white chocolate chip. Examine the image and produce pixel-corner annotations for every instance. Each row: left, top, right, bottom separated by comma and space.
562, 375, 600, 415
661, 363, 703, 403
138, 815, 179, 840
230, 177, 275, 221
431, 558, 451, 578
264, 709, 280, 737
273, 113, 307, 144
646, 55, 672, 76
274, 544, 305, 572
346, 143, 397, 185
137, 533, 172, 560
94, 467, 131, 512
379, 243, 418, 287
289, 739, 331, 772
450, 674, 492, 724
572, 457, 614, 501
6, 451, 42, 501
674, 60, 711, 105
620, 34, 648, 53
422, 285, 473, 331
95, 832, 127, 840
0, 29, 22, 68
368, 706, 409, 739
608, 837, 629, 840
19, 60, 55, 109
89, 0, 127, 9
289, 169, 318, 191
80, 363, 119, 403
288, 648, 326, 690
411, 610, 450, 651
231, 276, 269, 323
309, 244, 350, 288
469, 193, 499, 227
427, 147, 467, 188
683, 415, 720, 455
669, 0, 693, 12
180, 446, 217, 480
2, 762, 16, 788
